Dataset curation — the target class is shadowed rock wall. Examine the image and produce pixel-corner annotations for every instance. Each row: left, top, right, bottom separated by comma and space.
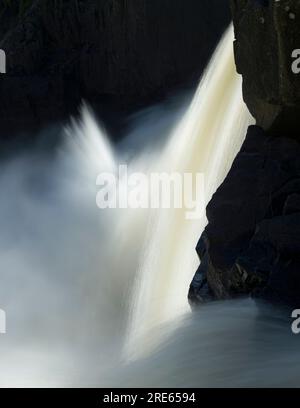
231, 0, 300, 136
0, 0, 230, 141
189, 0, 300, 308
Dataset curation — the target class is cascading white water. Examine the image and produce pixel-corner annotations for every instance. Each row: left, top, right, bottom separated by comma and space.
124, 25, 254, 359
2, 25, 299, 388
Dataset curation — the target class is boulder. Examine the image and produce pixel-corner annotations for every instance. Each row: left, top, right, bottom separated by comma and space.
189, 126, 300, 307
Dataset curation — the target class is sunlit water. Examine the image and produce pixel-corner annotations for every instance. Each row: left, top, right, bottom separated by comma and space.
0, 26, 299, 388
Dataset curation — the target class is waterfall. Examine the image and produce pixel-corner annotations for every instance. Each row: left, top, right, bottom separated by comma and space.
124, 25, 253, 359
1, 23, 300, 389
0, 25, 263, 387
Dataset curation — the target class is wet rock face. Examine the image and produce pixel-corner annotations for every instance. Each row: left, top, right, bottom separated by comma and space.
190, 1, 300, 308
231, 0, 300, 136
189, 126, 300, 308
0, 0, 230, 141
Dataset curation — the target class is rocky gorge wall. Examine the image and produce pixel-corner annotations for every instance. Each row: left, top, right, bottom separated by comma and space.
0, 0, 230, 143
189, 0, 300, 308
232, 0, 300, 137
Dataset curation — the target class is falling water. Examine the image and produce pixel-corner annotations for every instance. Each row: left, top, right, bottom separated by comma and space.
124, 25, 253, 359
1, 25, 299, 388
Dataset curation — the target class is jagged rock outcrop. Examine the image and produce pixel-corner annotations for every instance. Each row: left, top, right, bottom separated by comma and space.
189, 126, 300, 307
231, 0, 300, 136
0, 0, 230, 141
190, 0, 300, 308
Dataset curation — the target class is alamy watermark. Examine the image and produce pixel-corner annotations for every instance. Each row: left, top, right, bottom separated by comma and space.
291, 309, 300, 334
0, 50, 8, 334
0, 49, 6, 74
292, 49, 300, 74
0, 309, 6, 334
96, 165, 205, 220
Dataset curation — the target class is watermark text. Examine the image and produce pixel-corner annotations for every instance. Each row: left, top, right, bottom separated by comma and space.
0, 49, 6, 74
291, 49, 300, 74
292, 309, 300, 334
0, 308, 6, 334
96, 165, 205, 220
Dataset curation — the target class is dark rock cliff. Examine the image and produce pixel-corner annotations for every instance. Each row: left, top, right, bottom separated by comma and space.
231, 0, 300, 136
189, 0, 300, 308
189, 125, 300, 307
0, 0, 230, 142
